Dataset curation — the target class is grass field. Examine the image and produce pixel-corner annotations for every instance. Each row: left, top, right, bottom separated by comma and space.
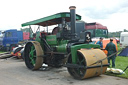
0, 51, 4, 53
105, 44, 128, 78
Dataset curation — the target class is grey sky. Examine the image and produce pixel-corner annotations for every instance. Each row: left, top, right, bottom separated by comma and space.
0, 0, 128, 32
82, 0, 128, 19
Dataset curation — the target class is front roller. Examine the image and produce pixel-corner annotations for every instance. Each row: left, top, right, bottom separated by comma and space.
24, 41, 44, 70
67, 49, 108, 79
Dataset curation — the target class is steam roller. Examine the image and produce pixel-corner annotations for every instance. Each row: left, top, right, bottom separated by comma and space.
22, 6, 109, 80
67, 48, 108, 79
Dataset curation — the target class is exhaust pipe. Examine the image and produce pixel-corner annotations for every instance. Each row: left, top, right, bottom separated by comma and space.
69, 6, 76, 40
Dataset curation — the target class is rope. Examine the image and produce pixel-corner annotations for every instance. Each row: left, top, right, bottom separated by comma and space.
100, 61, 103, 74
89, 47, 126, 66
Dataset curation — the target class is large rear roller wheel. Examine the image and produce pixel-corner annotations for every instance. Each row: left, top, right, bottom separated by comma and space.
24, 41, 44, 70
67, 49, 108, 79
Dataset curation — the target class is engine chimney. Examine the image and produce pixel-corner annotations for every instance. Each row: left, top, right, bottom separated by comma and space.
69, 6, 76, 40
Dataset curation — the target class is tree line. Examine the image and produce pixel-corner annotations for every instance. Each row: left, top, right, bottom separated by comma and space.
108, 29, 128, 38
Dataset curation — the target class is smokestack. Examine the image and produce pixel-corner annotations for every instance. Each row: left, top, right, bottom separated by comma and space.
69, 6, 76, 39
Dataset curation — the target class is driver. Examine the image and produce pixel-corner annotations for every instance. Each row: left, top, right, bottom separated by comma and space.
52, 27, 60, 35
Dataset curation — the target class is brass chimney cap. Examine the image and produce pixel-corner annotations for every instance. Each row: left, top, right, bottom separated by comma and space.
69, 6, 76, 9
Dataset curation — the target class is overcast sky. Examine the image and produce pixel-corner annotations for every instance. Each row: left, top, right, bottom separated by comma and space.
0, 0, 128, 32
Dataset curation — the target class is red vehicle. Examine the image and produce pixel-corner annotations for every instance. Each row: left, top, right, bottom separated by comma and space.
112, 37, 120, 43
11, 46, 24, 59
23, 32, 30, 40
85, 22, 108, 38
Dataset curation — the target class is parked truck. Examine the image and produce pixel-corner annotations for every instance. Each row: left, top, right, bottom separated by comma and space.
0, 29, 30, 51
66, 21, 108, 38
85, 22, 108, 38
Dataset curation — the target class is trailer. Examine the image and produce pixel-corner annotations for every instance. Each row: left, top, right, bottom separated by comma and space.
120, 32, 128, 48
118, 32, 128, 56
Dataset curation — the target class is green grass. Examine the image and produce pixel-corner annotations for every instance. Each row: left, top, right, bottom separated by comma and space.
105, 44, 128, 78
105, 56, 128, 79
117, 44, 121, 51
0, 51, 5, 53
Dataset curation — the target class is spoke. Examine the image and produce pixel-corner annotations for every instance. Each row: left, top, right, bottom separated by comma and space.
29, 47, 35, 56
77, 57, 80, 64
76, 57, 85, 76
29, 46, 36, 65
77, 57, 85, 65
80, 59, 85, 64
30, 58, 35, 65
77, 68, 80, 74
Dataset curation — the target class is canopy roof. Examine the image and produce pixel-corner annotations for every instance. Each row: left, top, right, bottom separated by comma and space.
21, 12, 81, 27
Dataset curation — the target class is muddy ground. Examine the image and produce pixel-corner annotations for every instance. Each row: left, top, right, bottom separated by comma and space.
0, 57, 127, 85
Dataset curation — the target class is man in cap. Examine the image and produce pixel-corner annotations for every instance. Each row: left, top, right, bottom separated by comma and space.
105, 38, 117, 68
96, 37, 103, 48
